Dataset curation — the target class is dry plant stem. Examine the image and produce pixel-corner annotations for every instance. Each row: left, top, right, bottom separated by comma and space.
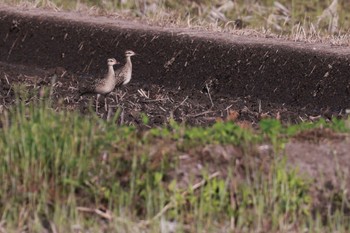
139, 171, 221, 228
7, 36, 19, 60
206, 84, 214, 108
170, 95, 188, 119
77, 207, 112, 220
120, 108, 124, 125
114, 92, 119, 103
50, 222, 58, 233
187, 110, 213, 118
138, 89, 149, 98
4, 74, 10, 85
106, 106, 113, 121
49, 74, 57, 99
142, 98, 168, 102
77, 207, 140, 230
174, 96, 188, 112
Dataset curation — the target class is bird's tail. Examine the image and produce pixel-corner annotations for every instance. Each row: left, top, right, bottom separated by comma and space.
79, 87, 94, 96
76, 74, 96, 99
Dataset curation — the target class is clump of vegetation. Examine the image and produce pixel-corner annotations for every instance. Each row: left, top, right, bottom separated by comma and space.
2, 0, 349, 38
0, 89, 349, 232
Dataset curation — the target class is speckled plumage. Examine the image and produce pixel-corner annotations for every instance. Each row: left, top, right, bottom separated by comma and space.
79, 58, 118, 96
114, 50, 136, 88
79, 58, 118, 112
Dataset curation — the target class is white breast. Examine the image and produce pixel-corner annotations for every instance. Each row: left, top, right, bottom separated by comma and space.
123, 70, 132, 85
96, 78, 115, 94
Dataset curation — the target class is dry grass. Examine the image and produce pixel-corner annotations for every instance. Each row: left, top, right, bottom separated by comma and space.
1, 0, 350, 46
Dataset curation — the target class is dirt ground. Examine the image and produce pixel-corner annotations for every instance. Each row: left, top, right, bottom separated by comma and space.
1, 6, 350, 210
1, 57, 350, 203
0, 60, 333, 127
2, 6, 350, 113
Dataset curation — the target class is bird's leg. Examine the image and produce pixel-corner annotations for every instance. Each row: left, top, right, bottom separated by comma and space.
104, 95, 108, 112
96, 94, 100, 112
115, 92, 119, 104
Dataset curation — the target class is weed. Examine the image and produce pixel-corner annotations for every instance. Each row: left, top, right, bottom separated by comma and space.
2, 0, 350, 42
0, 90, 349, 231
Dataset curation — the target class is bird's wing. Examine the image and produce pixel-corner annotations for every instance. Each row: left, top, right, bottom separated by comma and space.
114, 67, 123, 77
114, 66, 126, 87
114, 77, 125, 88
78, 74, 104, 95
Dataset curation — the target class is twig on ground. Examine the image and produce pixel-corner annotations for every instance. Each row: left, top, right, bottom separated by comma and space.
127, 100, 137, 107
63, 97, 70, 103
138, 89, 150, 99
225, 104, 233, 111
68, 86, 78, 91
4, 74, 10, 85
114, 92, 119, 103
299, 116, 306, 122
205, 83, 214, 108
187, 110, 213, 118
141, 98, 168, 103
49, 74, 57, 98
77, 207, 112, 220
258, 99, 262, 114
176, 96, 189, 110
94, 208, 112, 220
50, 222, 58, 233
120, 108, 124, 125
139, 171, 221, 228
202, 116, 217, 121
170, 96, 189, 119
309, 115, 321, 121
119, 91, 127, 100
159, 106, 167, 112
7, 37, 20, 60
6, 86, 12, 97
107, 106, 113, 122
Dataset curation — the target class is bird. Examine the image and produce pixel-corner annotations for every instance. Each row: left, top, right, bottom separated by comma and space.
79, 58, 119, 112
114, 50, 136, 88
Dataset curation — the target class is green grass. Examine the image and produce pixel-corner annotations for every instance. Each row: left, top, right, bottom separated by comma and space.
0, 0, 349, 230
0, 91, 350, 232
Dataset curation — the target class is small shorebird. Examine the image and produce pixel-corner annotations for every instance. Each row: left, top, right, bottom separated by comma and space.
79, 58, 119, 112
114, 50, 136, 88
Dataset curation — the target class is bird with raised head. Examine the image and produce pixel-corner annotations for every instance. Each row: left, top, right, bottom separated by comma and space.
114, 50, 136, 88
79, 58, 119, 112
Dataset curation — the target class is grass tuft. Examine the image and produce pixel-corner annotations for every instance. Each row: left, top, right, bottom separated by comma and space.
0, 88, 349, 231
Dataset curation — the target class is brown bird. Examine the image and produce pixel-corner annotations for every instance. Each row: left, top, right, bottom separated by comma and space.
114, 50, 136, 88
79, 58, 119, 112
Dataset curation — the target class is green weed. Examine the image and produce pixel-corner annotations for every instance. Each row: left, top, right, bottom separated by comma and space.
0, 92, 349, 231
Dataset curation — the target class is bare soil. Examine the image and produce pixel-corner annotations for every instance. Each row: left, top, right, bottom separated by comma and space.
0, 5, 347, 125
1, 6, 350, 211
0, 60, 320, 127
1, 6, 350, 113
